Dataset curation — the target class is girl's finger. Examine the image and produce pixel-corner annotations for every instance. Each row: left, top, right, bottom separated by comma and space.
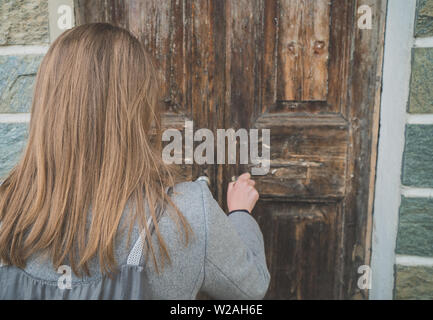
237, 172, 251, 181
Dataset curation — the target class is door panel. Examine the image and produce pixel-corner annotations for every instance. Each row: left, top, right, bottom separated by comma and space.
254, 202, 339, 299
74, 0, 386, 299
253, 115, 348, 200
223, 0, 352, 300
277, 0, 330, 101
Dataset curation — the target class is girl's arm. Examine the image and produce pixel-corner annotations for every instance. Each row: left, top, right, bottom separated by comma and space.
197, 178, 270, 300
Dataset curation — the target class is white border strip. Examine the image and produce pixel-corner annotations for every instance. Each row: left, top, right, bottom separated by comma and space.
0, 45, 49, 56
0, 114, 31, 123
414, 36, 433, 48
407, 114, 433, 124
370, 0, 417, 300
396, 255, 433, 267
401, 187, 433, 198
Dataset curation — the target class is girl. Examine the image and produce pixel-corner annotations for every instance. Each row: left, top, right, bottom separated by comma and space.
0, 23, 270, 300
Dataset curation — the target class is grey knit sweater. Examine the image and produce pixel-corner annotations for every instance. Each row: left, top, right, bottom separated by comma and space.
0, 180, 270, 299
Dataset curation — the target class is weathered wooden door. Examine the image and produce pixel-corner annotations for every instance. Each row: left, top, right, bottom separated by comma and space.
74, 0, 386, 299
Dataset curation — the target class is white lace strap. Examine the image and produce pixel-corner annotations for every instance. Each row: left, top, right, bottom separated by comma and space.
126, 216, 152, 266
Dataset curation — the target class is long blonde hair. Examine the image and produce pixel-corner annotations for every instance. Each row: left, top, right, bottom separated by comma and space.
0, 23, 191, 276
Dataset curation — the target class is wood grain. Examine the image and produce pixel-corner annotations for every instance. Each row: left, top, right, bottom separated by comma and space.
254, 201, 339, 299
254, 114, 348, 200
277, 0, 330, 101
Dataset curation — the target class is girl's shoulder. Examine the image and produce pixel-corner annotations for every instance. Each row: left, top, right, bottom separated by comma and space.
171, 179, 218, 208
170, 180, 211, 219
169, 180, 225, 230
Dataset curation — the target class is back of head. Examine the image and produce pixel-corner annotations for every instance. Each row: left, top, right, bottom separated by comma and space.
0, 23, 190, 276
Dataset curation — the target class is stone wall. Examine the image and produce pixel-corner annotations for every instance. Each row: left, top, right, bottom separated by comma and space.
0, 0, 49, 45
394, 0, 433, 300
0, 0, 49, 180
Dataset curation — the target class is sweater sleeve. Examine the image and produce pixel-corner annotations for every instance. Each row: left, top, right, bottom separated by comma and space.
197, 181, 270, 300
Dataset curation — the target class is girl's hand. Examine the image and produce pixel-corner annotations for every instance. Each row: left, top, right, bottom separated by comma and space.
227, 172, 259, 213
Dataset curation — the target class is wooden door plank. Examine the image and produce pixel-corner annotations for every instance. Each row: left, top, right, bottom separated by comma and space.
74, 0, 128, 27
340, 0, 388, 299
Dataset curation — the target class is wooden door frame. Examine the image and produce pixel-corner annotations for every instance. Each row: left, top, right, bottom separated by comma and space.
370, 0, 418, 300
